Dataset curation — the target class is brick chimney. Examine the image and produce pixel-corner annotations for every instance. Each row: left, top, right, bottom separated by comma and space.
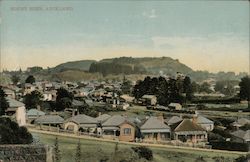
157, 113, 164, 123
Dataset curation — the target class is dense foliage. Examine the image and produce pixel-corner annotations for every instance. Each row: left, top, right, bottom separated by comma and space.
89, 62, 146, 76
56, 88, 73, 111
132, 76, 193, 106
25, 75, 36, 84
0, 86, 9, 115
132, 146, 153, 161
0, 117, 32, 144
24, 90, 43, 110
239, 76, 250, 108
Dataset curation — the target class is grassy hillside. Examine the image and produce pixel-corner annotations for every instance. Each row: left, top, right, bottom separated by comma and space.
90, 57, 193, 76
52, 60, 96, 72
32, 132, 241, 162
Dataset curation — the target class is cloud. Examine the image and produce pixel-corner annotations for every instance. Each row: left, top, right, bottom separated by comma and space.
142, 9, 158, 19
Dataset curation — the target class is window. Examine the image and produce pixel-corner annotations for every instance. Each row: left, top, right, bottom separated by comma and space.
123, 128, 131, 135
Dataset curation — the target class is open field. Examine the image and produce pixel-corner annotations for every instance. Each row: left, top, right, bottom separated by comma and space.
32, 131, 244, 162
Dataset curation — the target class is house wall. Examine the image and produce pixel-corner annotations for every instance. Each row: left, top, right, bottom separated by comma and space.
119, 123, 135, 142
64, 122, 79, 133
143, 132, 170, 142
16, 106, 26, 126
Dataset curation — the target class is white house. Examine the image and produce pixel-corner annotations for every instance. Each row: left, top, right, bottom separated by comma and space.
6, 98, 26, 126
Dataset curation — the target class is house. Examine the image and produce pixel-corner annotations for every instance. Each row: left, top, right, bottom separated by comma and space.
64, 114, 98, 133
168, 103, 182, 110
140, 116, 171, 142
196, 115, 214, 131
24, 83, 36, 95
120, 94, 135, 103
26, 109, 45, 123
101, 115, 136, 142
35, 115, 64, 127
231, 130, 250, 144
6, 98, 26, 126
165, 116, 183, 126
232, 118, 250, 128
42, 90, 57, 101
173, 119, 207, 143
141, 95, 157, 105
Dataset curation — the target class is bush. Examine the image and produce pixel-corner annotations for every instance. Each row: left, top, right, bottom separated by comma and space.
0, 117, 32, 144
132, 146, 153, 161
210, 141, 249, 152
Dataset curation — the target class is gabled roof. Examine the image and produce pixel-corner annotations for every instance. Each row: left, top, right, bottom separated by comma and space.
166, 116, 183, 125
7, 98, 25, 108
231, 130, 250, 141
174, 119, 205, 132
141, 117, 170, 130
35, 115, 64, 124
95, 114, 111, 122
237, 118, 250, 126
27, 109, 45, 116
196, 116, 214, 124
102, 115, 125, 127
66, 114, 98, 124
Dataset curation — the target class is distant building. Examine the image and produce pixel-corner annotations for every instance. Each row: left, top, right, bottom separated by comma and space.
26, 109, 45, 124
141, 95, 157, 105
168, 103, 182, 110
231, 130, 250, 144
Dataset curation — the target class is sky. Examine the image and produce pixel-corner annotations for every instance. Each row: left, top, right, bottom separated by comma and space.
0, 1, 249, 73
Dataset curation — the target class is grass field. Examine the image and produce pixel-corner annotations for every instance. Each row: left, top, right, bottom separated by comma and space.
32, 132, 243, 162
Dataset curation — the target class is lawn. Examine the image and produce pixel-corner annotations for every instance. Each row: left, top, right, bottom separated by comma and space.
32, 132, 243, 162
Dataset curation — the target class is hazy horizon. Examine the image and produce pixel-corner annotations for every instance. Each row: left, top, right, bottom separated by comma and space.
1, 1, 249, 73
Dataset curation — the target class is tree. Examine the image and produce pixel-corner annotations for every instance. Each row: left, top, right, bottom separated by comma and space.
24, 90, 43, 110
183, 76, 193, 102
121, 76, 132, 94
56, 88, 73, 111
0, 86, 9, 115
199, 82, 212, 93
11, 75, 20, 85
54, 136, 61, 162
25, 75, 36, 84
239, 76, 250, 108
131, 146, 153, 161
75, 139, 81, 162
0, 117, 32, 144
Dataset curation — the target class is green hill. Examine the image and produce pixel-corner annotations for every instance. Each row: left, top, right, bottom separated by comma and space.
89, 57, 193, 76
52, 60, 96, 72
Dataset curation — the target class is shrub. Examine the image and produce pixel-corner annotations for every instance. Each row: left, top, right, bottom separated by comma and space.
132, 146, 153, 161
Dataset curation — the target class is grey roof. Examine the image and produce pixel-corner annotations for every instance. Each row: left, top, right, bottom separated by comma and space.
237, 118, 250, 126
196, 116, 214, 124
35, 115, 64, 124
66, 114, 98, 124
7, 98, 25, 108
166, 116, 183, 125
95, 114, 111, 122
102, 115, 126, 127
141, 117, 170, 130
72, 99, 85, 107
27, 109, 45, 116
231, 130, 250, 141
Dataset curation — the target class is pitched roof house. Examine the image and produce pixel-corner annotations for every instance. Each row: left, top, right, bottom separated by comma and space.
196, 115, 214, 131
26, 109, 45, 123
6, 98, 26, 126
174, 119, 207, 143
35, 115, 64, 125
101, 115, 136, 142
231, 130, 250, 143
64, 114, 98, 133
140, 116, 171, 142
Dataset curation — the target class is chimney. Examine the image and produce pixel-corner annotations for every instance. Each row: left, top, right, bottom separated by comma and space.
157, 113, 164, 123
192, 114, 198, 124
98, 112, 102, 117
37, 105, 41, 111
